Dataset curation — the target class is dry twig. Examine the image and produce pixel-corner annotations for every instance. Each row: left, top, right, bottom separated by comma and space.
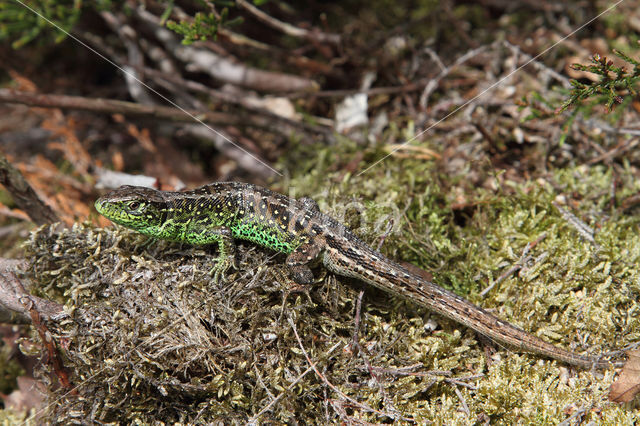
349, 291, 404, 421
420, 43, 494, 110
552, 202, 598, 247
247, 342, 340, 424
0, 258, 65, 323
0, 150, 59, 225
22, 295, 75, 392
135, 7, 319, 92
0, 89, 240, 127
585, 137, 640, 166
142, 67, 332, 137
480, 233, 547, 297
235, 0, 341, 45
454, 387, 470, 417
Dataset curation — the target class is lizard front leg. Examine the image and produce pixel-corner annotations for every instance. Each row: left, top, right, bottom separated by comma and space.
184, 223, 237, 282
286, 242, 322, 284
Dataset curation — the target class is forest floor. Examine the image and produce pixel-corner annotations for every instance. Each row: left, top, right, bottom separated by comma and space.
0, 0, 639, 423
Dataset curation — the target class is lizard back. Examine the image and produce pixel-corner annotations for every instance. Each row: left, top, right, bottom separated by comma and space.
168, 182, 313, 253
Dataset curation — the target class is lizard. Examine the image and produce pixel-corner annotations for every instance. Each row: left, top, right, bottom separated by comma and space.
94, 181, 621, 369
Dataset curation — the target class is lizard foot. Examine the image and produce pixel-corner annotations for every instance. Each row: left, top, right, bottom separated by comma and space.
210, 254, 237, 283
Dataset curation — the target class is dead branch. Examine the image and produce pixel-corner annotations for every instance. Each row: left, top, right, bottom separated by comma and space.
180, 125, 276, 179
22, 295, 75, 392
235, 0, 341, 45
0, 258, 65, 323
552, 202, 598, 247
81, 25, 331, 139
480, 232, 547, 297
287, 78, 433, 99
1, 89, 278, 176
420, 43, 494, 110
502, 41, 571, 88
142, 67, 333, 137
585, 137, 640, 166
0, 150, 59, 225
247, 343, 341, 424
100, 10, 156, 105
0, 88, 241, 126
349, 291, 404, 420
135, 7, 319, 92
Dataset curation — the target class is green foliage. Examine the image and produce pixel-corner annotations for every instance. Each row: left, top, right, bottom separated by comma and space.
521, 49, 640, 146
558, 50, 640, 114
0, 0, 83, 48
166, 6, 242, 45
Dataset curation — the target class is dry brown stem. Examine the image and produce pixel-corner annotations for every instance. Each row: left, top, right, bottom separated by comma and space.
0, 150, 59, 225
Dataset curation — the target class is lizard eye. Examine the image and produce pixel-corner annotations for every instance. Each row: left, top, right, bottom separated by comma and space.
128, 201, 142, 211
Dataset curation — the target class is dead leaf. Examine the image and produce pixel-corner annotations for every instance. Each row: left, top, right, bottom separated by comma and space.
7, 70, 38, 93
609, 349, 640, 403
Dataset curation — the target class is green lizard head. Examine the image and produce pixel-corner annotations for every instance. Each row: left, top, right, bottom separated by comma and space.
95, 185, 168, 234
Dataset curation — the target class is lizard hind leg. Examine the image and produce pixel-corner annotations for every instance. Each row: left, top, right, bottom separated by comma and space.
286, 242, 322, 284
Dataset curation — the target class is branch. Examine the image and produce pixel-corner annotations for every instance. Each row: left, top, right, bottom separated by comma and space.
0, 259, 65, 323
135, 7, 319, 92
142, 67, 333, 137
0, 88, 242, 126
0, 150, 59, 225
235, 0, 340, 45
1, 89, 280, 176
181, 125, 277, 179
287, 78, 432, 99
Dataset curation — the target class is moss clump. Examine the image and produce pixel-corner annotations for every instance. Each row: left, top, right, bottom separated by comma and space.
24, 223, 344, 423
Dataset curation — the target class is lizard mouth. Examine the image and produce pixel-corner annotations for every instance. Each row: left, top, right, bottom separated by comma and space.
94, 198, 123, 223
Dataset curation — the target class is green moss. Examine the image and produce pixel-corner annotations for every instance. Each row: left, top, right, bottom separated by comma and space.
278, 142, 639, 422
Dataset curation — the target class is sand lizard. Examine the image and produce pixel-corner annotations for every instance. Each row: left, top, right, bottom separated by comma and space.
95, 182, 619, 369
